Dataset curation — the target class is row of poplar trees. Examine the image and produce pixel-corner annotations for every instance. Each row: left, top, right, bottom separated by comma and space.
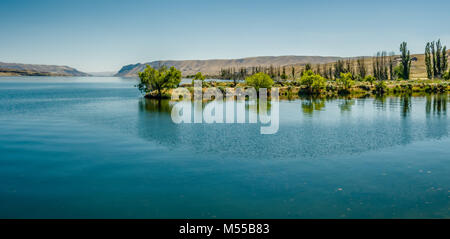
425, 39, 448, 79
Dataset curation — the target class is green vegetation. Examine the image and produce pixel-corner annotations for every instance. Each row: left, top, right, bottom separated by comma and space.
336, 72, 355, 93
444, 71, 450, 80
137, 40, 450, 100
374, 81, 387, 95
364, 75, 376, 85
193, 72, 205, 82
399, 42, 412, 80
191, 72, 206, 85
138, 65, 181, 98
425, 39, 448, 79
245, 72, 274, 93
298, 70, 326, 94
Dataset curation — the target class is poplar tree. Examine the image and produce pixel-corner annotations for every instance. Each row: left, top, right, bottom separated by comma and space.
431, 41, 438, 77
357, 57, 367, 79
425, 42, 433, 79
436, 40, 442, 77
400, 42, 412, 80
441, 46, 448, 73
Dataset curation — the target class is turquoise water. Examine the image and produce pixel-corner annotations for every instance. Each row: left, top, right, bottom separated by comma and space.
0, 77, 449, 219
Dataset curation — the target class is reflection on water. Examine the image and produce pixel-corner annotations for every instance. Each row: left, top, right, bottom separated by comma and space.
374, 95, 387, 110
426, 94, 448, 117
1, 78, 449, 219
138, 98, 173, 114
338, 98, 355, 112
298, 94, 448, 119
400, 94, 412, 117
301, 97, 326, 115
135, 94, 450, 161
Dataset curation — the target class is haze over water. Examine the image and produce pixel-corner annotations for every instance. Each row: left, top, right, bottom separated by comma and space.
0, 77, 449, 218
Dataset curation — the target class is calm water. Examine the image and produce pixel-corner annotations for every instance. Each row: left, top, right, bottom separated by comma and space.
0, 77, 449, 219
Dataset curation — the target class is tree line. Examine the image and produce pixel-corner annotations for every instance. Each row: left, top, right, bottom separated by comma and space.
425, 39, 448, 79
137, 41, 450, 98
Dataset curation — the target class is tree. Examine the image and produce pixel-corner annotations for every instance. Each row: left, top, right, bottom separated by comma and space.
373, 51, 389, 81
374, 80, 387, 94
298, 70, 326, 94
245, 72, 274, 93
334, 60, 346, 79
281, 66, 288, 80
345, 59, 354, 75
431, 41, 438, 77
305, 63, 312, 71
388, 52, 396, 80
357, 57, 367, 80
436, 40, 442, 76
394, 65, 404, 79
336, 72, 355, 91
138, 65, 181, 98
193, 72, 205, 82
442, 46, 448, 73
443, 71, 450, 80
425, 39, 447, 78
364, 75, 376, 85
399, 42, 412, 80
425, 42, 433, 79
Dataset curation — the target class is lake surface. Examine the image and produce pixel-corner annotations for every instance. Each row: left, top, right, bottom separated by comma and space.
0, 77, 449, 219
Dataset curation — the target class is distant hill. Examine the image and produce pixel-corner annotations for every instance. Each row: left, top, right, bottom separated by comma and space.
87, 71, 116, 77
115, 56, 343, 77
0, 62, 89, 76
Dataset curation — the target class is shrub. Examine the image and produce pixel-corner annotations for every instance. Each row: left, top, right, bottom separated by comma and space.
245, 72, 274, 92
443, 71, 450, 80
363, 75, 376, 85
374, 81, 387, 95
298, 70, 326, 94
336, 72, 355, 94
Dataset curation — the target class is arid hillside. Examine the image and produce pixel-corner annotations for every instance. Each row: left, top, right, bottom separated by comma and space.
115, 56, 343, 77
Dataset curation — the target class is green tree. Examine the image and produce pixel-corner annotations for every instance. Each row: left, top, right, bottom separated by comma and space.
399, 42, 412, 80
425, 40, 447, 78
436, 40, 442, 76
364, 75, 376, 85
334, 60, 346, 79
394, 65, 404, 79
374, 81, 387, 95
443, 71, 450, 80
304, 63, 312, 71
425, 42, 433, 79
194, 72, 205, 82
388, 52, 396, 80
245, 72, 274, 93
357, 57, 367, 80
442, 46, 448, 73
431, 41, 438, 77
281, 66, 288, 80
298, 70, 326, 94
336, 72, 355, 91
138, 65, 182, 98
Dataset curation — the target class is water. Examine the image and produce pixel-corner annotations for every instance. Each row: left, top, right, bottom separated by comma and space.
0, 77, 449, 219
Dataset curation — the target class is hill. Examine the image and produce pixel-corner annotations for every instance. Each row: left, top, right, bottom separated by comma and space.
115, 56, 343, 77
0, 62, 89, 76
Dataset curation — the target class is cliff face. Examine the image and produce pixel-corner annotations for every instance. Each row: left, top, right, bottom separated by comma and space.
0, 62, 89, 76
115, 56, 343, 77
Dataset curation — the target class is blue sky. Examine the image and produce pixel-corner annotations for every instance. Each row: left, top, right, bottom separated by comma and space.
1, 0, 450, 72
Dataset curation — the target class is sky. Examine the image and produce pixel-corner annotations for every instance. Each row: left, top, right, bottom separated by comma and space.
1, 0, 450, 72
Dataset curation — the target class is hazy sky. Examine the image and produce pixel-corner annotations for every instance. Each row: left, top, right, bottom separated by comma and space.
1, 0, 450, 72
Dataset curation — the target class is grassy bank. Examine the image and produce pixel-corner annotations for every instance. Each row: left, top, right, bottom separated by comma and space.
145, 79, 450, 99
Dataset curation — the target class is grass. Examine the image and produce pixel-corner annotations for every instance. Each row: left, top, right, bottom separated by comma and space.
150, 79, 449, 100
